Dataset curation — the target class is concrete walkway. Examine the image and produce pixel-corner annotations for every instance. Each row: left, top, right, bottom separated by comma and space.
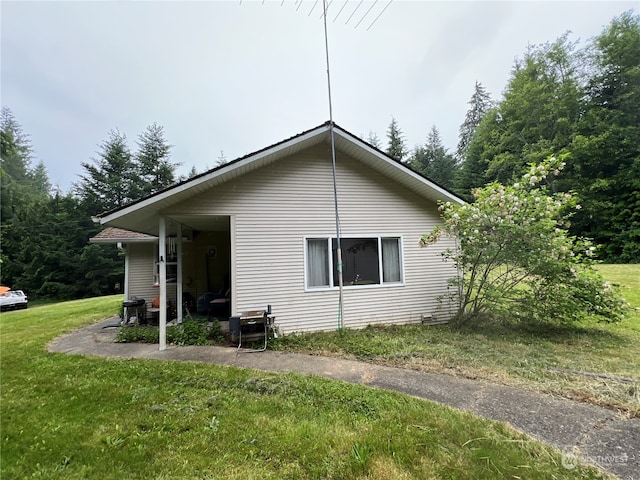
49, 318, 639, 480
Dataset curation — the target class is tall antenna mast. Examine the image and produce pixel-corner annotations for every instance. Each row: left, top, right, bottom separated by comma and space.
322, 0, 344, 333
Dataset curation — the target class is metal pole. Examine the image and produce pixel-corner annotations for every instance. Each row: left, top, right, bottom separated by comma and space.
158, 216, 167, 351
323, 0, 344, 332
176, 223, 183, 324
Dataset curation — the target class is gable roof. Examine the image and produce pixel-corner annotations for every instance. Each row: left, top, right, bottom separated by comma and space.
95, 121, 464, 235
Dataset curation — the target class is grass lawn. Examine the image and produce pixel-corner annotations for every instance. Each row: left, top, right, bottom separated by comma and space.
0, 298, 608, 478
275, 265, 640, 417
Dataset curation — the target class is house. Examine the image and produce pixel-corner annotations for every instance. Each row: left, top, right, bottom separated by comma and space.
91, 122, 464, 349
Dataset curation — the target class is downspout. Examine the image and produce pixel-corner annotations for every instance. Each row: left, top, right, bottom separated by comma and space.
323, 0, 344, 333
158, 216, 167, 351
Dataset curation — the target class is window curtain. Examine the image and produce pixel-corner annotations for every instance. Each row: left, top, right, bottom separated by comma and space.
382, 238, 401, 283
307, 239, 329, 287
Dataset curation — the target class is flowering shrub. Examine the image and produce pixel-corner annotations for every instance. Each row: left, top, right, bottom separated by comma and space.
421, 156, 627, 325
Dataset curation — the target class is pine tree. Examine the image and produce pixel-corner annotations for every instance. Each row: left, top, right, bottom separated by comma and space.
366, 131, 382, 149
456, 33, 583, 196
456, 81, 493, 163
135, 123, 177, 197
1, 108, 40, 287
75, 129, 137, 213
1, 107, 32, 182
216, 150, 227, 167
385, 117, 407, 161
568, 11, 640, 261
30, 161, 52, 196
409, 126, 458, 190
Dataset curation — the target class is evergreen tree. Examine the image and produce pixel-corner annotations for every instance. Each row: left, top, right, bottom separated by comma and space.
409, 125, 458, 190
30, 161, 52, 197
1, 108, 40, 287
366, 131, 382, 149
135, 123, 177, 197
456, 81, 493, 163
457, 33, 583, 197
75, 129, 137, 213
187, 166, 199, 179
0, 107, 32, 182
385, 117, 407, 161
452, 17, 639, 261
487, 34, 582, 183
454, 109, 498, 199
2, 109, 123, 298
569, 11, 640, 261
215, 150, 227, 167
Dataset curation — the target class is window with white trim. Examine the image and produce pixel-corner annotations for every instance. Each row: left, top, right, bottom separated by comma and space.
306, 236, 403, 288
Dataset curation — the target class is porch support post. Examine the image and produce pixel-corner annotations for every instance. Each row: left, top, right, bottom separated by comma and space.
159, 215, 167, 351
176, 223, 183, 324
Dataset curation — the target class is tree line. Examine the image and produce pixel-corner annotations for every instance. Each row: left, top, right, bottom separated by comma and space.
0, 112, 184, 299
1, 11, 637, 301
377, 11, 638, 263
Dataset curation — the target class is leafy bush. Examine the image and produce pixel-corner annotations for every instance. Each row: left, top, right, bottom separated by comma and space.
117, 325, 159, 343
421, 156, 628, 325
207, 319, 225, 343
117, 319, 225, 346
171, 320, 208, 346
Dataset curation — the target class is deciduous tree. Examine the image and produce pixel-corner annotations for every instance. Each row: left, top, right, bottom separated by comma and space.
421, 156, 627, 325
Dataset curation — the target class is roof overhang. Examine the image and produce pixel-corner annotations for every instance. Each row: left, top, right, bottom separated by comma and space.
90, 237, 158, 244
95, 122, 464, 236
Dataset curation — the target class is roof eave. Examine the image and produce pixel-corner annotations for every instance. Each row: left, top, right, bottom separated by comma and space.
89, 236, 159, 244
97, 123, 333, 228
96, 121, 465, 232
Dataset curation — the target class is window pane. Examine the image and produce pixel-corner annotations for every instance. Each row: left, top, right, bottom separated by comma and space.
307, 239, 329, 287
333, 238, 380, 286
382, 238, 401, 283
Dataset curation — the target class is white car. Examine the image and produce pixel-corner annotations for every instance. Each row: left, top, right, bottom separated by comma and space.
0, 290, 28, 311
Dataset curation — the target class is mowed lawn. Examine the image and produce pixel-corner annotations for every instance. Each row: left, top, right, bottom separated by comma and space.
0, 298, 609, 478
276, 265, 640, 417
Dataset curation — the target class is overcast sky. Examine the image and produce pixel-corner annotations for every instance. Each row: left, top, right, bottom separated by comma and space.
1, 0, 636, 192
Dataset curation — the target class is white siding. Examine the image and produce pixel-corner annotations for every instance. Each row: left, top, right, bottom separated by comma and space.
166, 145, 458, 333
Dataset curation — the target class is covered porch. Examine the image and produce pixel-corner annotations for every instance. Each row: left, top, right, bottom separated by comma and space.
91, 214, 232, 350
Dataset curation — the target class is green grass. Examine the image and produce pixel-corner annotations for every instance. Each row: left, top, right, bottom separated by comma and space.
0, 298, 608, 478
275, 265, 640, 417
